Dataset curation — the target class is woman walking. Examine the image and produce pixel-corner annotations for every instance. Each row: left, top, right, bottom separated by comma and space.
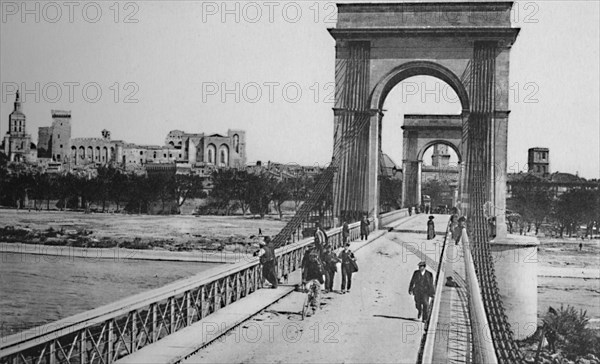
427, 216, 436, 240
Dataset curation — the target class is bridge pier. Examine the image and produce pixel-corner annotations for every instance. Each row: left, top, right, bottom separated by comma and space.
490, 235, 539, 340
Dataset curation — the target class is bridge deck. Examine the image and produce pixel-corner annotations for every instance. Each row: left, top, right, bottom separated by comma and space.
182, 215, 448, 364
115, 214, 467, 364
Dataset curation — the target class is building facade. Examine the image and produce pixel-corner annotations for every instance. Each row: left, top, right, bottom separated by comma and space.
35, 110, 246, 174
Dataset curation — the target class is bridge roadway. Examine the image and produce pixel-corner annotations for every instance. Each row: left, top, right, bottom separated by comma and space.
117, 214, 460, 364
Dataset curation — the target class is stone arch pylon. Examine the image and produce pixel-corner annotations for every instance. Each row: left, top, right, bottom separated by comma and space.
330, 2, 519, 236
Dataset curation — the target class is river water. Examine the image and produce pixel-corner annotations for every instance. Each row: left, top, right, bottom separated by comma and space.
0, 252, 220, 337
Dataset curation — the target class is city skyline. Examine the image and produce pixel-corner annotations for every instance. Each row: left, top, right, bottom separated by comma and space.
1, 1, 599, 178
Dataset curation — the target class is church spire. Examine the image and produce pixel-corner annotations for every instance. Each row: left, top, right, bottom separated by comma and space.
14, 89, 22, 113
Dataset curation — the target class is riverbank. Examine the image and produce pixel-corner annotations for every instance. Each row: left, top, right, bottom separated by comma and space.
0, 209, 288, 258
537, 237, 600, 326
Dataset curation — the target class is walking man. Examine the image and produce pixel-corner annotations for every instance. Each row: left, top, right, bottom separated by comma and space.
454, 216, 466, 245
339, 243, 356, 293
302, 245, 325, 315
342, 219, 350, 244
408, 261, 435, 322
360, 215, 370, 240
322, 246, 340, 293
256, 236, 278, 288
314, 222, 328, 255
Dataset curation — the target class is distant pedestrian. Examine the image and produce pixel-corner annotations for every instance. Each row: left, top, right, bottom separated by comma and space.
360, 215, 370, 240
454, 217, 466, 245
579, 242, 583, 251
408, 206, 412, 216
256, 236, 278, 289
339, 243, 357, 293
408, 261, 435, 322
322, 246, 340, 293
427, 216, 436, 240
342, 219, 350, 244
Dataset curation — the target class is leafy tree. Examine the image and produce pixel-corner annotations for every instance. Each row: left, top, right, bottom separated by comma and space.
110, 170, 129, 212
553, 188, 598, 237
247, 173, 273, 218
148, 173, 176, 214
96, 166, 118, 212
511, 183, 553, 234
271, 179, 291, 220
379, 175, 402, 213
543, 305, 600, 359
422, 179, 452, 208
175, 174, 206, 207
210, 169, 237, 214
289, 173, 309, 212
125, 174, 152, 214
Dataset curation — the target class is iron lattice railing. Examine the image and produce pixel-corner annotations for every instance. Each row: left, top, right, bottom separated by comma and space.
0, 219, 375, 364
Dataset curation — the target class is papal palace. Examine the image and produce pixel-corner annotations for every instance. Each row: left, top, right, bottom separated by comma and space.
2, 91, 246, 174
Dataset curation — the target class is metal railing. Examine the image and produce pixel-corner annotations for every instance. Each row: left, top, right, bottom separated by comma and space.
0, 220, 375, 364
462, 228, 499, 364
420, 218, 451, 364
378, 208, 409, 228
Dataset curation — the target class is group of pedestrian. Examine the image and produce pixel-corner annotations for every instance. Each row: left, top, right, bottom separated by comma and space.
306, 221, 359, 293
296, 220, 359, 315
255, 213, 452, 325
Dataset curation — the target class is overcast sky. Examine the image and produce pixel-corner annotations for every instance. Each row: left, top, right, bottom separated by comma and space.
1, 0, 598, 178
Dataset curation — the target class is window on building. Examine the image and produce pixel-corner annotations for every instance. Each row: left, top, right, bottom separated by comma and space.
233, 134, 240, 153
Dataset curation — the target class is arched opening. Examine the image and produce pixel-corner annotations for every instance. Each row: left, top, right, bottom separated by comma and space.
378, 69, 465, 212
206, 144, 216, 164
95, 146, 101, 162
79, 146, 85, 161
421, 142, 461, 213
87, 146, 93, 162
233, 134, 240, 154
71, 146, 77, 164
218, 144, 229, 167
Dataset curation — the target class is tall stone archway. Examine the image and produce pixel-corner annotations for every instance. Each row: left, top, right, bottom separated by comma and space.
330, 2, 519, 238
401, 115, 463, 208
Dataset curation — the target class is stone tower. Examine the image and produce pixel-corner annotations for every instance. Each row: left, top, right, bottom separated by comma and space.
3, 90, 32, 162
431, 144, 450, 167
50, 110, 72, 163
528, 147, 549, 176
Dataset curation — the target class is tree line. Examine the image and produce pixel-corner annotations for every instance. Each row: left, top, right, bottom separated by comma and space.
0, 154, 335, 218
0, 158, 207, 214
508, 183, 600, 237
205, 168, 331, 219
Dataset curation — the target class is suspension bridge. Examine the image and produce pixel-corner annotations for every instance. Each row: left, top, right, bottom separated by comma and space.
0, 2, 539, 363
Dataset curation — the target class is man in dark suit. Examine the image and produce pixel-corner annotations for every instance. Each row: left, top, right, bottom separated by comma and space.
408, 261, 435, 322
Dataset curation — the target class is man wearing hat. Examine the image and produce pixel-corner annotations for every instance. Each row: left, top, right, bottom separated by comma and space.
408, 261, 435, 322
256, 236, 278, 288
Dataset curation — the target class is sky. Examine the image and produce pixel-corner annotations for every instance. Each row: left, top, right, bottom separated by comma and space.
1, 0, 599, 178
